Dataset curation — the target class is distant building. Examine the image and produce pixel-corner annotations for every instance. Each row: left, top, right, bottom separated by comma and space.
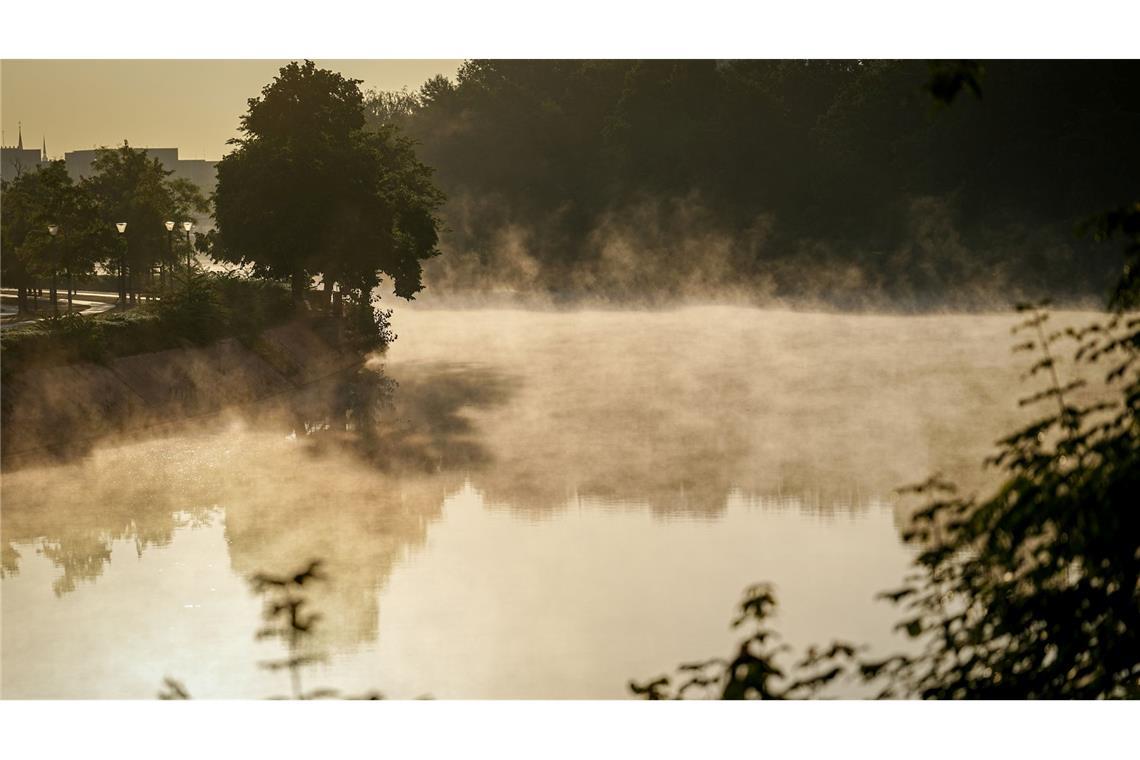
64, 146, 217, 208
0, 125, 44, 182
62, 146, 217, 196
2, 128, 217, 228
63, 146, 217, 229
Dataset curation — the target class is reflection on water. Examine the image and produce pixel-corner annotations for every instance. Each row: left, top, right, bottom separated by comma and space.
0, 306, 1102, 698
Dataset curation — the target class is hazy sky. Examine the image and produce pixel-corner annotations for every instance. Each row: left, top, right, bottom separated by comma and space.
1, 59, 463, 161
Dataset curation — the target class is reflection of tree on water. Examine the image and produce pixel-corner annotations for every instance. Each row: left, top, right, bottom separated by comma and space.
401, 361, 1019, 521
3, 329, 1060, 602
0, 445, 220, 595
223, 361, 515, 651
0, 360, 516, 660
221, 454, 461, 652
2, 319, 1074, 610
356, 362, 518, 470
378, 309, 1111, 522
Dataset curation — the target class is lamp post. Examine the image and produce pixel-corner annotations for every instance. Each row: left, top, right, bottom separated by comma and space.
47, 224, 60, 314
164, 220, 175, 294
182, 220, 194, 294
115, 222, 128, 305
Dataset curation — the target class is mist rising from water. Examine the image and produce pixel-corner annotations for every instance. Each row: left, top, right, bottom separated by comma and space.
420, 192, 1110, 312
1, 304, 1111, 697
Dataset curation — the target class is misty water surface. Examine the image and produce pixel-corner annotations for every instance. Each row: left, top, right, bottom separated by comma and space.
0, 306, 1100, 698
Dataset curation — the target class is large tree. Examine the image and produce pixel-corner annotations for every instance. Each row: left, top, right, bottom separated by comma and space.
213, 60, 444, 306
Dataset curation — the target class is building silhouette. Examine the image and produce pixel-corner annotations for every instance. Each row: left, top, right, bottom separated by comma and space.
0, 124, 43, 182
2, 130, 216, 226
61, 146, 216, 195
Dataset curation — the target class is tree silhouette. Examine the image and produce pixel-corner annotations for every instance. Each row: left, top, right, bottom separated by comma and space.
214, 60, 444, 308
159, 560, 386, 700
366, 60, 1139, 305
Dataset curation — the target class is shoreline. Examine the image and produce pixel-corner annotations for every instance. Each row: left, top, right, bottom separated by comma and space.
0, 319, 369, 470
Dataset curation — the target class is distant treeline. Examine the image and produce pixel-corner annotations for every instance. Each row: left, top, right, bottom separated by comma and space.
369, 60, 1140, 307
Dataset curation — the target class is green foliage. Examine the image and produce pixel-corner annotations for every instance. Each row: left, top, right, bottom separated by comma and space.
152, 270, 298, 346
209, 271, 295, 340
1080, 202, 1140, 311
1, 161, 107, 301
631, 584, 859, 699
1, 144, 208, 311
39, 312, 108, 362
81, 142, 207, 290
160, 561, 386, 700
368, 60, 1139, 305
864, 208, 1140, 699
341, 289, 396, 351
156, 268, 231, 344
0, 309, 166, 378
868, 298, 1139, 698
632, 208, 1140, 700
0, 272, 297, 378
249, 560, 332, 699
214, 60, 444, 303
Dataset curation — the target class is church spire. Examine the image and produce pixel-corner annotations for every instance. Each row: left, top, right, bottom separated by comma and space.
42, 135, 47, 160
17, 122, 23, 150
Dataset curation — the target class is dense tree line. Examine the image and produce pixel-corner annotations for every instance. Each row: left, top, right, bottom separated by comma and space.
1, 144, 207, 314
370, 60, 1140, 307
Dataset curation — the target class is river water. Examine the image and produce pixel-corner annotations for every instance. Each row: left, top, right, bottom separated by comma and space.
0, 306, 1098, 698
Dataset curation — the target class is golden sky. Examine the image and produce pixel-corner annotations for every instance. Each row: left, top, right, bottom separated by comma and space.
1, 59, 462, 160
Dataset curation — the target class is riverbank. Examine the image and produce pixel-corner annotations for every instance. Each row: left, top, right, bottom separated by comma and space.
0, 270, 401, 457
0, 313, 370, 469
0, 274, 301, 376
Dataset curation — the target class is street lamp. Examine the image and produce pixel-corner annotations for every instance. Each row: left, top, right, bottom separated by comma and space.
164, 220, 175, 294
115, 222, 128, 304
182, 221, 194, 287
47, 224, 59, 314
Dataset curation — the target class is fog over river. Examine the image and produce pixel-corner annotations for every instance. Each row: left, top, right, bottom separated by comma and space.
0, 305, 1103, 698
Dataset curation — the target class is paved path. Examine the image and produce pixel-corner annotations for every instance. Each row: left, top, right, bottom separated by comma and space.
0, 288, 127, 329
